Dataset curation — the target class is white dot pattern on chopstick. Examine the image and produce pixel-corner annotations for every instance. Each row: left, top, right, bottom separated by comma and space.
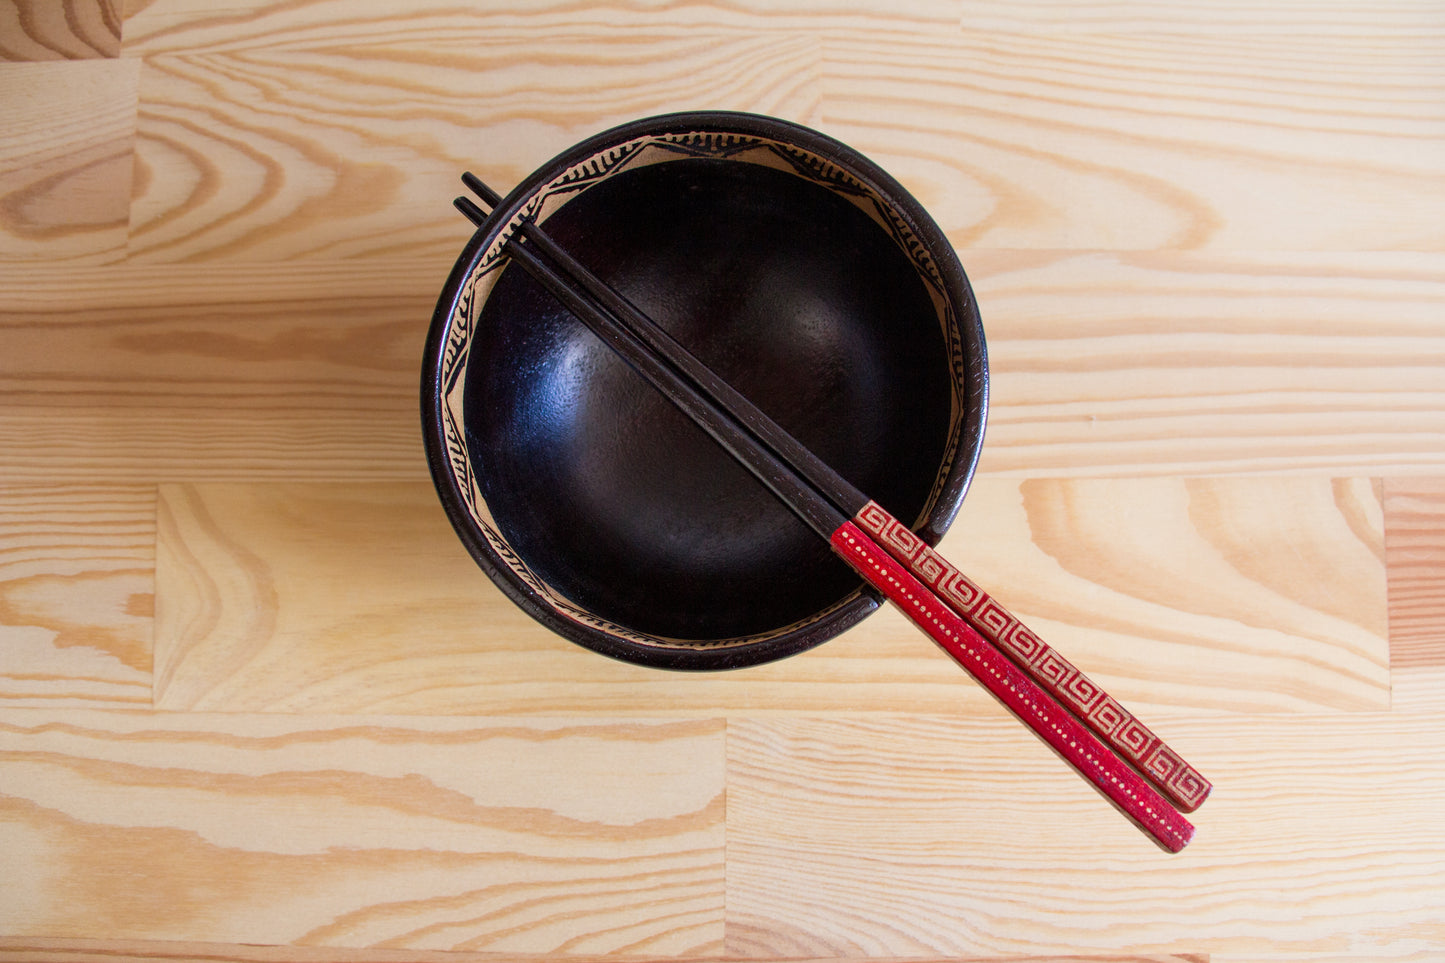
852, 500, 1210, 812
832, 524, 1191, 851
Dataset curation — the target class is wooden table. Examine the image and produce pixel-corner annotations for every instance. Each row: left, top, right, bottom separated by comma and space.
2, 2, 1443, 961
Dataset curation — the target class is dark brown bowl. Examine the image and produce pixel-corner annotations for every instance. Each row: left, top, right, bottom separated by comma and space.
422, 111, 987, 670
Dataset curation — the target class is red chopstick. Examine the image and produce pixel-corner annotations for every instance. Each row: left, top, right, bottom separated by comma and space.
453, 179, 1203, 850
849, 500, 1210, 812
463, 175, 1209, 815
831, 522, 1193, 851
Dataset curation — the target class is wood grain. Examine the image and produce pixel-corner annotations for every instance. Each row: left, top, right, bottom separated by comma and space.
956, 0, 1445, 35
1385, 478, 1445, 669
725, 713, 1445, 961
0, 3, 1439, 959
108, 3, 1445, 259
0, 938, 1208, 963
819, 31, 1445, 251
0, 407, 429, 484
119, 0, 960, 55
0, 259, 438, 484
913, 476, 1387, 713
0, 252, 1441, 483
0, 486, 153, 709
121, 8, 825, 262
1385, 478, 1445, 712
0, 260, 434, 408
0, 59, 137, 262
152, 478, 1384, 716
0, 709, 725, 953
1392, 667, 1445, 713
968, 251, 1445, 476
0, 1, 121, 60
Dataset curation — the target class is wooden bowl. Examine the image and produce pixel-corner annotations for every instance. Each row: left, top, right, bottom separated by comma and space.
423, 111, 987, 670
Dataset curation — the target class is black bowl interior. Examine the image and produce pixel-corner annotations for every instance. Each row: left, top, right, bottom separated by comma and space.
462, 157, 955, 642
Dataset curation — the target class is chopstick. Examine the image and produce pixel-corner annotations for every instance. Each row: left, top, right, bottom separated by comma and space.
453, 177, 1201, 851
459, 175, 1210, 814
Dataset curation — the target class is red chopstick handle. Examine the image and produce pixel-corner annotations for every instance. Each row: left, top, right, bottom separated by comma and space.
852, 501, 1211, 813
831, 521, 1195, 852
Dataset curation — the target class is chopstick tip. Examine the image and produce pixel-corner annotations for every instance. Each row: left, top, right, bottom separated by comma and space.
454, 195, 488, 227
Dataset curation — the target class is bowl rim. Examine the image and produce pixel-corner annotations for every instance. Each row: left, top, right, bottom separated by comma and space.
421, 110, 988, 670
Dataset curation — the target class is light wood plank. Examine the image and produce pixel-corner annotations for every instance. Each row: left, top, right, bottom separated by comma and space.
113, 9, 1445, 259
0, 252, 1441, 483
937, 476, 1387, 713
1392, 666, 1445, 713
0, 486, 153, 708
0, 6, 1434, 961
0, 407, 430, 484
0, 59, 138, 262
0, 260, 435, 409
725, 713, 1445, 961
0, 936, 1209, 963
820, 32, 1445, 251
957, 0, 1445, 35
0, 709, 724, 953
1385, 477, 1445, 712
0, 259, 437, 484
119, 0, 960, 56
122, 16, 824, 262
0, 1, 121, 60
153, 478, 1385, 716
1385, 478, 1445, 669
968, 251, 1445, 476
